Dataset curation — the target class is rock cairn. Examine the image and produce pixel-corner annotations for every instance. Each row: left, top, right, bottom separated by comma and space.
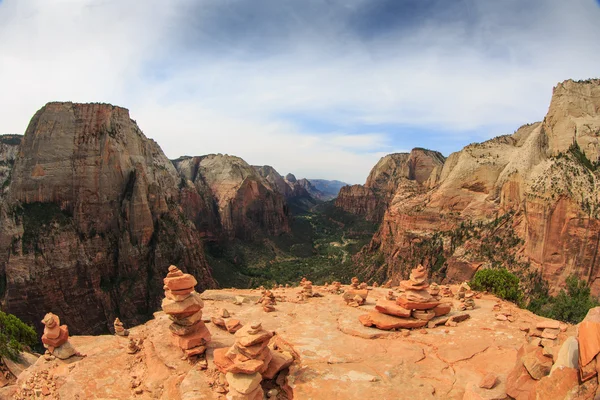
214, 322, 294, 400
350, 277, 360, 289
41, 313, 81, 359
328, 281, 342, 294
257, 290, 276, 312
212, 308, 243, 334
113, 318, 129, 336
385, 290, 396, 301
382, 279, 393, 289
359, 265, 455, 330
441, 285, 453, 297
161, 265, 211, 358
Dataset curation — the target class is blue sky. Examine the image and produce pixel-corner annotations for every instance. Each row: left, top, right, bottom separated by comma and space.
0, 0, 599, 183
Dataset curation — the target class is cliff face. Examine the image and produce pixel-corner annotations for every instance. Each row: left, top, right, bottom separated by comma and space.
0, 135, 21, 201
361, 79, 600, 295
335, 149, 445, 221
254, 167, 318, 213
0, 102, 216, 335
174, 155, 290, 240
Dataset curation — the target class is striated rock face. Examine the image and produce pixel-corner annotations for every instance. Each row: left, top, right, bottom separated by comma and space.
0, 102, 216, 335
0, 135, 21, 201
255, 166, 318, 213
336, 149, 445, 221
173, 155, 290, 240
360, 79, 600, 294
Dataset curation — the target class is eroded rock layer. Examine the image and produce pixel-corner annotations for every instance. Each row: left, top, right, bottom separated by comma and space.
359, 79, 600, 294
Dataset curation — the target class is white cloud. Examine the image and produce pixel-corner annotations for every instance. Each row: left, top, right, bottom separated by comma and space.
0, 0, 599, 183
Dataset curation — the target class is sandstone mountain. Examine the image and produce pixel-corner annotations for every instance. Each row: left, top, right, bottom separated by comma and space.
359, 79, 600, 295
254, 166, 318, 213
0, 102, 216, 335
335, 148, 445, 222
173, 155, 290, 241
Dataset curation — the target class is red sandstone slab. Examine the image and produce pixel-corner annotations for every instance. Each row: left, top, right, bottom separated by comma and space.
396, 297, 440, 310
226, 359, 264, 374
432, 303, 452, 317
164, 274, 197, 291
42, 325, 69, 347
358, 311, 427, 330
214, 347, 233, 373
374, 300, 411, 318
262, 351, 294, 379
174, 323, 211, 350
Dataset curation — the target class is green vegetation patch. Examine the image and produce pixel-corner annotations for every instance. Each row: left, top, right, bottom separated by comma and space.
0, 311, 38, 361
470, 268, 522, 302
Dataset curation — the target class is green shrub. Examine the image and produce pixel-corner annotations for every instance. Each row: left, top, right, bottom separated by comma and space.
542, 275, 599, 324
0, 311, 38, 360
470, 268, 522, 302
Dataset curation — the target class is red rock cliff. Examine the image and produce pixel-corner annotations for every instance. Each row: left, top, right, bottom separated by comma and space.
0, 102, 216, 335
360, 79, 600, 295
335, 149, 445, 221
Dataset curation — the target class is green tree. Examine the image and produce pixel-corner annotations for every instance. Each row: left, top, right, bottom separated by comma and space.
545, 275, 599, 324
0, 311, 38, 360
470, 268, 522, 302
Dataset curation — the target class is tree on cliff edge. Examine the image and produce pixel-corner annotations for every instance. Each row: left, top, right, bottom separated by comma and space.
0, 311, 38, 361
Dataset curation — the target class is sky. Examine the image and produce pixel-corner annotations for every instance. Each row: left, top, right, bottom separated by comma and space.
0, 0, 599, 184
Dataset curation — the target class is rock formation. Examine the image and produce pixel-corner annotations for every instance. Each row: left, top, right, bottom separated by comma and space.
0, 102, 216, 334
0, 134, 21, 202
41, 313, 81, 360
161, 265, 211, 358
335, 148, 445, 222
174, 155, 290, 240
213, 321, 294, 399
360, 265, 453, 330
113, 318, 129, 337
359, 79, 600, 295
254, 166, 319, 212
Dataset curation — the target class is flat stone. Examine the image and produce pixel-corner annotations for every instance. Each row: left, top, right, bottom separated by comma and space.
213, 348, 233, 374
227, 385, 264, 400
162, 293, 204, 317
411, 310, 436, 321
226, 319, 242, 333
169, 320, 204, 336
535, 320, 560, 330
235, 324, 273, 347
236, 339, 270, 359
396, 296, 440, 310
522, 348, 552, 380
225, 372, 262, 395
541, 328, 559, 340
174, 322, 211, 350
171, 310, 203, 327
506, 346, 538, 400
262, 350, 294, 379
374, 300, 411, 318
164, 273, 197, 291
211, 317, 227, 329
358, 311, 427, 330
226, 359, 264, 374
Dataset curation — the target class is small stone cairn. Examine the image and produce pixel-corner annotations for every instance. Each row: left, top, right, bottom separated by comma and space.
257, 290, 276, 312
212, 308, 243, 334
214, 322, 294, 399
41, 313, 82, 359
161, 265, 211, 358
343, 276, 368, 307
359, 265, 458, 330
113, 318, 129, 336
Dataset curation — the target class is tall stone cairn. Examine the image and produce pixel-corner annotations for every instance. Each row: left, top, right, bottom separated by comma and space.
161, 265, 211, 358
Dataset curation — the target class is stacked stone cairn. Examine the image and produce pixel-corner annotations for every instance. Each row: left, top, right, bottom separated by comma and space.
257, 290, 276, 312
214, 322, 294, 400
41, 313, 81, 359
343, 277, 368, 307
359, 265, 456, 330
113, 318, 129, 336
441, 285, 454, 297
456, 282, 476, 311
328, 281, 342, 294
212, 308, 243, 334
385, 290, 396, 301
161, 265, 211, 359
